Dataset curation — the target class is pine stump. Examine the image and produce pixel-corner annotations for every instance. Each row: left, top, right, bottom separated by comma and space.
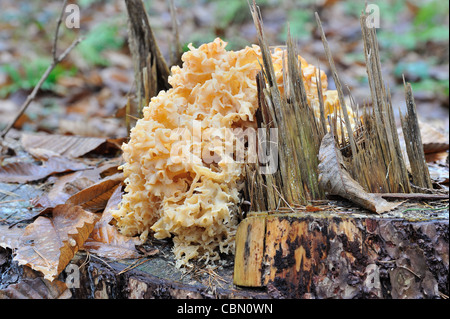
233, 208, 449, 299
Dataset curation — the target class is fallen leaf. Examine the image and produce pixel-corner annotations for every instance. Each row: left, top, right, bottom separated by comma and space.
83, 185, 142, 259
21, 133, 117, 159
0, 224, 26, 249
318, 132, 401, 214
31, 169, 101, 210
305, 205, 323, 212
66, 173, 124, 212
97, 156, 123, 177
58, 118, 127, 138
425, 151, 448, 165
0, 277, 71, 299
13, 204, 97, 281
419, 121, 449, 154
0, 156, 88, 183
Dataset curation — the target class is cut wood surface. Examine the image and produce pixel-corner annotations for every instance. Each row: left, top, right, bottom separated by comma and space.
233, 216, 266, 287
234, 209, 448, 299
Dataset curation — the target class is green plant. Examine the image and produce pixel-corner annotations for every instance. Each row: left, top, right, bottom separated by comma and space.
377, 0, 449, 50
75, 19, 125, 67
213, 0, 252, 29
0, 58, 76, 98
281, 9, 313, 42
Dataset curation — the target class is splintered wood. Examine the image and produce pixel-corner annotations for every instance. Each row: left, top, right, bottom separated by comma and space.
246, 4, 326, 211
245, 3, 441, 214
235, 3, 448, 299
401, 79, 433, 190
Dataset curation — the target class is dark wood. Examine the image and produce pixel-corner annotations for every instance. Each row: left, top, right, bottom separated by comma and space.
234, 209, 449, 299
67, 250, 269, 299
124, 0, 171, 117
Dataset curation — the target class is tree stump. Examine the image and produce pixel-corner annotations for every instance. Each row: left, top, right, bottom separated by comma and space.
233, 208, 449, 299
66, 244, 269, 299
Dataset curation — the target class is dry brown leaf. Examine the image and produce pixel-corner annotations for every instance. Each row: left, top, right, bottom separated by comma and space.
318, 132, 401, 214
58, 118, 127, 138
0, 224, 25, 249
21, 133, 114, 159
83, 185, 142, 259
31, 169, 101, 210
65, 173, 124, 212
425, 151, 448, 165
13, 204, 97, 281
419, 121, 449, 154
97, 156, 123, 177
0, 277, 71, 299
305, 205, 323, 212
0, 156, 88, 183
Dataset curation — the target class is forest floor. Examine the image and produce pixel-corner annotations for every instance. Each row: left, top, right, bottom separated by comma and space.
0, 0, 448, 137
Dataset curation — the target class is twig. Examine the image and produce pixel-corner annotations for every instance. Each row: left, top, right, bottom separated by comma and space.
398, 265, 421, 279
0, 2, 83, 139
439, 291, 449, 299
79, 252, 91, 269
89, 254, 115, 271
117, 257, 150, 275
33, 247, 51, 269
52, 0, 68, 61
377, 193, 449, 200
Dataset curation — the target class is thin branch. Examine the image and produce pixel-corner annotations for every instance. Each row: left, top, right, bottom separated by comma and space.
52, 0, 68, 61
0, 2, 82, 139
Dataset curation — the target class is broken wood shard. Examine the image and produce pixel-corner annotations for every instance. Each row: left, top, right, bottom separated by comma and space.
125, 0, 171, 116
401, 79, 434, 190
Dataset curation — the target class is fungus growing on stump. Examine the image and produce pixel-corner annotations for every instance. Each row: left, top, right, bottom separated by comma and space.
112, 38, 352, 267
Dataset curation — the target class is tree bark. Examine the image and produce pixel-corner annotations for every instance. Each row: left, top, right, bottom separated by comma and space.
124, 0, 171, 118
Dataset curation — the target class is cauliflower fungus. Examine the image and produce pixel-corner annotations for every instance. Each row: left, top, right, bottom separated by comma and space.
112, 38, 350, 267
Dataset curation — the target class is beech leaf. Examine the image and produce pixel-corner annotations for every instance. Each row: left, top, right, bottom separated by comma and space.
65, 173, 124, 212
318, 133, 401, 214
83, 185, 142, 259
0, 224, 26, 250
418, 120, 449, 154
0, 156, 87, 183
31, 169, 101, 211
21, 133, 109, 158
0, 277, 71, 299
13, 204, 97, 281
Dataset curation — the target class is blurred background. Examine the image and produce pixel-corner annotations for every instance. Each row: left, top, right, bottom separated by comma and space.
0, 0, 448, 138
